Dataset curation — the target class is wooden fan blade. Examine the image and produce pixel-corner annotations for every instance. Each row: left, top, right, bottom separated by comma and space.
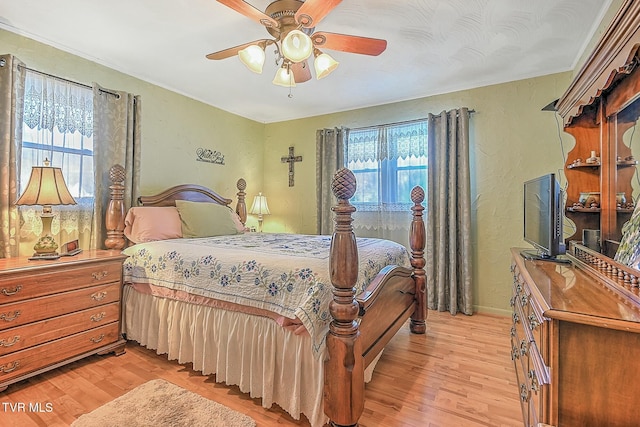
206, 39, 270, 60
291, 61, 312, 83
217, 0, 279, 28
312, 32, 387, 56
295, 0, 342, 28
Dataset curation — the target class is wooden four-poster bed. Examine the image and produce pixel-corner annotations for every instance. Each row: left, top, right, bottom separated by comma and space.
104, 165, 427, 427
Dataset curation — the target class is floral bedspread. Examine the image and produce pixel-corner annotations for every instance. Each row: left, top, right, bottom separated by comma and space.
121, 233, 411, 355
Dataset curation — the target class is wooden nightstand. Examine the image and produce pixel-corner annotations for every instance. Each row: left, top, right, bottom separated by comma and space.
0, 250, 127, 391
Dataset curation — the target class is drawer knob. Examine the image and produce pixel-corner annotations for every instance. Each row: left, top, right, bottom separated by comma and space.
90, 291, 108, 301
0, 336, 20, 347
90, 312, 106, 322
0, 311, 20, 322
92, 271, 109, 280
90, 334, 105, 343
1, 285, 22, 296
0, 360, 20, 374
520, 339, 529, 356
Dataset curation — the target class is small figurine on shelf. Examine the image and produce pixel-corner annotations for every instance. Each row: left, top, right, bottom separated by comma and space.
586, 150, 599, 164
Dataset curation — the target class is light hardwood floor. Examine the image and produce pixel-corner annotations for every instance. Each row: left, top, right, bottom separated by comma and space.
0, 311, 522, 427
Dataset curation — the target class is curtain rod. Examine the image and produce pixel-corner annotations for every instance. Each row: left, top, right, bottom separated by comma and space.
352, 109, 476, 131
16, 64, 120, 98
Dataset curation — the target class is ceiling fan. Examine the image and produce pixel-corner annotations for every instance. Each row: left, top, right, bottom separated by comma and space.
206, 0, 387, 86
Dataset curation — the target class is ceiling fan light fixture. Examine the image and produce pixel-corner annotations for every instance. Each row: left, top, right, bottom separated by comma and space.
281, 30, 313, 63
314, 51, 339, 80
272, 65, 296, 87
238, 44, 266, 73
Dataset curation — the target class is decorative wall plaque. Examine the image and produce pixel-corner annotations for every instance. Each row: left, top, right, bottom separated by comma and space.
196, 148, 225, 165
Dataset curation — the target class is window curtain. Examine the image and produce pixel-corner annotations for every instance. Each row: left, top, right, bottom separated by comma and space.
0, 54, 25, 258
18, 71, 95, 252
348, 121, 427, 248
316, 127, 347, 235
427, 108, 472, 315
92, 83, 141, 249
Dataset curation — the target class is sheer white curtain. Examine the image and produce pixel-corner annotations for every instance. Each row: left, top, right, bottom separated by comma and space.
347, 120, 427, 248
18, 71, 94, 252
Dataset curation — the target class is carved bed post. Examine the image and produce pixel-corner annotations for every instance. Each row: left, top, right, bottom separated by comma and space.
235, 178, 247, 225
324, 168, 364, 427
104, 164, 126, 250
409, 186, 427, 334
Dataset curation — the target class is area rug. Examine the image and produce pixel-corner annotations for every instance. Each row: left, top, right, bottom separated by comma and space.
71, 379, 256, 427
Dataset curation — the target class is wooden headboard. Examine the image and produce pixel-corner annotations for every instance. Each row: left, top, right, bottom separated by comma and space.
104, 164, 247, 249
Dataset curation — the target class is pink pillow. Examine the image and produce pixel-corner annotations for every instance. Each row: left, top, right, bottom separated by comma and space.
124, 207, 183, 243
230, 210, 246, 233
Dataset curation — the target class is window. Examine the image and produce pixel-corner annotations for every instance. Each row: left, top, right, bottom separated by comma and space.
20, 71, 94, 201
346, 120, 427, 211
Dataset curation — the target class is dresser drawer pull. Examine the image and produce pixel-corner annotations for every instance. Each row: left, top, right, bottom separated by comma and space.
520, 339, 529, 356
0, 336, 20, 347
90, 291, 108, 301
528, 314, 540, 330
90, 312, 106, 322
511, 345, 519, 361
520, 294, 529, 307
520, 383, 529, 402
0, 361, 20, 374
510, 326, 516, 337
512, 311, 520, 324
529, 369, 539, 392
1, 285, 22, 296
0, 311, 20, 322
90, 334, 105, 343
91, 271, 109, 281
509, 296, 516, 307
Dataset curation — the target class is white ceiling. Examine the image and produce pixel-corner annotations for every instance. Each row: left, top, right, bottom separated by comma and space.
1, 0, 611, 123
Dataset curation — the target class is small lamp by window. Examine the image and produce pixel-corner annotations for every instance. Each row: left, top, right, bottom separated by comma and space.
15, 159, 77, 259
249, 192, 270, 232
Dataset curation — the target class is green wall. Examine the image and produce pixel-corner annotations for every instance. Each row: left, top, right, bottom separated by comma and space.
0, 29, 265, 201
263, 74, 574, 315
1, 0, 620, 315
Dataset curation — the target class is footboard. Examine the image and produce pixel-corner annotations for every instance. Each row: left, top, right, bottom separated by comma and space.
357, 265, 415, 366
325, 168, 426, 427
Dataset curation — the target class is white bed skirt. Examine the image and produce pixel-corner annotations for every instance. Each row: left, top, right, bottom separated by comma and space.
122, 285, 381, 427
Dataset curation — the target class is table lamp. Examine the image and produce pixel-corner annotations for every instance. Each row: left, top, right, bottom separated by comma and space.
15, 159, 77, 259
249, 192, 270, 232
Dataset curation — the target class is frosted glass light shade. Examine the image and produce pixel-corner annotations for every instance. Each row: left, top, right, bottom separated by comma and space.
238, 44, 266, 74
272, 66, 296, 87
281, 30, 313, 63
314, 52, 339, 79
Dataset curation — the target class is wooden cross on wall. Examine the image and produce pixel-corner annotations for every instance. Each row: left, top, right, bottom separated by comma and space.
281, 146, 302, 187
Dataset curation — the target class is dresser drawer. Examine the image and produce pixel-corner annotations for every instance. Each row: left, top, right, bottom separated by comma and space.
0, 302, 120, 356
0, 260, 122, 304
0, 282, 120, 331
0, 323, 120, 384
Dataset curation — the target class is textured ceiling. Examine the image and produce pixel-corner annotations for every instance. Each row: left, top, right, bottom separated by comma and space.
1, 0, 611, 123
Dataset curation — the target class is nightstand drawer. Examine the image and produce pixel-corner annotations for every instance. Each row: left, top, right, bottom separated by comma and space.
0, 260, 122, 304
0, 323, 120, 384
0, 282, 120, 331
0, 302, 120, 355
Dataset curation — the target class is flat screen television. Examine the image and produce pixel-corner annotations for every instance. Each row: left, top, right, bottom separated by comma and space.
522, 173, 568, 262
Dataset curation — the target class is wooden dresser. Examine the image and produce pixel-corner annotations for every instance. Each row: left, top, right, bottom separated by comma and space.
0, 250, 127, 391
510, 247, 640, 427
